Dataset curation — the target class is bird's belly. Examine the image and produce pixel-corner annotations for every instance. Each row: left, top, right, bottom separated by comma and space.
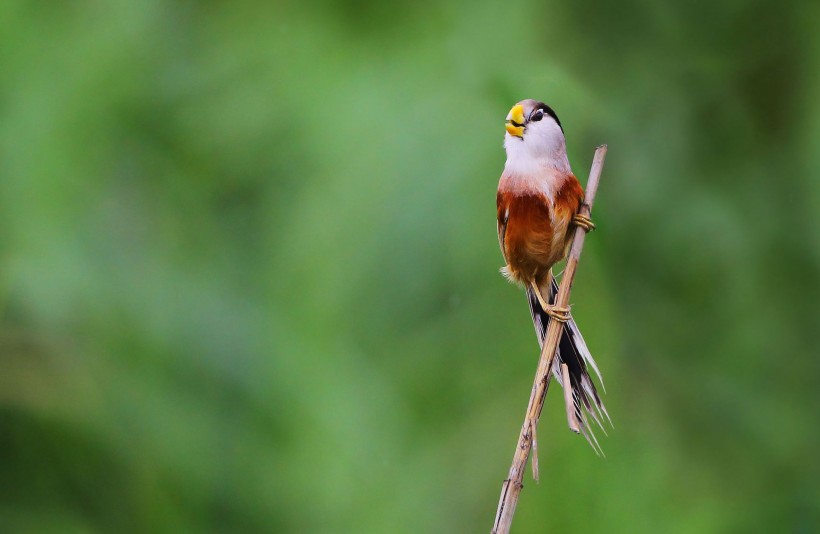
505, 223, 562, 281
503, 196, 566, 283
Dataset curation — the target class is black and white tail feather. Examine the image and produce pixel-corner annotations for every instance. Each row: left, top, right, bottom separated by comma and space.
526, 277, 612, 455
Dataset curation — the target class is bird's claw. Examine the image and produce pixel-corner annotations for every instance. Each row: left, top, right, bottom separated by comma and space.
573, 213, 596, 232
544, 305, 571, 323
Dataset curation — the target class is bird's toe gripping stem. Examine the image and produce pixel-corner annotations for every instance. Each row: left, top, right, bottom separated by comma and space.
572, 213, 596, 232
544, 305, 572, 323
530, 280, 573, 323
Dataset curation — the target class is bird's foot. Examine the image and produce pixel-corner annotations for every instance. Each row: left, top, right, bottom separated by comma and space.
573, 213, 596, 232
529, 280, 572, 323
544, 305, 571, 323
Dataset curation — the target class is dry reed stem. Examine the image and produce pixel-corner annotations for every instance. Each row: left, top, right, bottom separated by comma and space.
491, 145, 608, 534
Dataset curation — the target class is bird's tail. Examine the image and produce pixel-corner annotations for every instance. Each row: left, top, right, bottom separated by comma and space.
526, 278, 611, 454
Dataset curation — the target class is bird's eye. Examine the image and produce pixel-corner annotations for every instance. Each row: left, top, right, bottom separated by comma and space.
531, 110, 544, 122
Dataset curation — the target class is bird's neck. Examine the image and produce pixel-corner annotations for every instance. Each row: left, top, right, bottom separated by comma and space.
503, 138, 571, 177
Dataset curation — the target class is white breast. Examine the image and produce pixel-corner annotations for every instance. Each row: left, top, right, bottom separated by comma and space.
498, 166, 566, 204
502, 113, 572, 203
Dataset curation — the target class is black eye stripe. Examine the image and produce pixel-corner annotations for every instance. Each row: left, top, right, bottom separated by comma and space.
532, 103, 562, 131
530, 110, 544, 122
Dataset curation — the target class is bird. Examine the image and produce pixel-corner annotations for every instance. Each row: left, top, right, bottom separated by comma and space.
496, 99, 610, 451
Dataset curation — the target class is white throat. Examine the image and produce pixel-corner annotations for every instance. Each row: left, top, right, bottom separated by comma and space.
503, 122, 571, 177
501, 119, 571, 202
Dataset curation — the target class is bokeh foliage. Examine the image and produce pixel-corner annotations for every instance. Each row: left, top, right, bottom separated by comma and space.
1, 0, 818, 532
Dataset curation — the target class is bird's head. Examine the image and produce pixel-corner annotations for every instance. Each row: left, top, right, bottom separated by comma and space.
503, 99, 568, 171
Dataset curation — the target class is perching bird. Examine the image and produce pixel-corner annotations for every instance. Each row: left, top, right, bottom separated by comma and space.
497, 99, 610, 451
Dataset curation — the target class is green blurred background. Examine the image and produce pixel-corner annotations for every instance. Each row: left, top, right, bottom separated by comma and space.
1, 0, 818, 532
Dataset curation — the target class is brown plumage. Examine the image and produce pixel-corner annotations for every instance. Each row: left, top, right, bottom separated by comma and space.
496, 176, 584, 288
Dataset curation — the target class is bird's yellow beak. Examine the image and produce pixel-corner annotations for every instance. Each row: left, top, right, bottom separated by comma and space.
505, 104, 525, 138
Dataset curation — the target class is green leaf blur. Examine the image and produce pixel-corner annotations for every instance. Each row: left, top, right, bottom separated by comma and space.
1, 0, 818, 532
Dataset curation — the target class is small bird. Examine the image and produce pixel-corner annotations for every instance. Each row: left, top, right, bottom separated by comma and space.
497, 99, 609, 450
